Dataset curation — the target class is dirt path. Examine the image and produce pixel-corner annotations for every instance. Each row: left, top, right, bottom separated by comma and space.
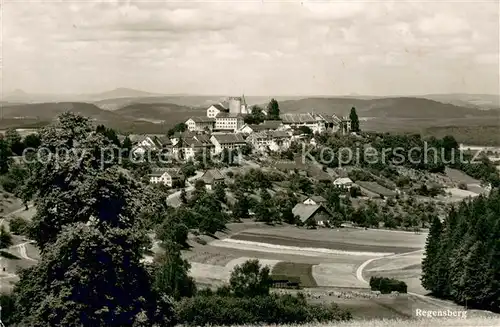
11, 242, 37, 262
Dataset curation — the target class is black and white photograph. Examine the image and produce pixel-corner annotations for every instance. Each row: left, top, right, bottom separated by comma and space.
0, 0, 499, 326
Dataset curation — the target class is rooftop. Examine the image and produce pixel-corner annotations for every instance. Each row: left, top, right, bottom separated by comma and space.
212, 133, 246, 144
292, 203, 328, 223
211, 104, 229, 112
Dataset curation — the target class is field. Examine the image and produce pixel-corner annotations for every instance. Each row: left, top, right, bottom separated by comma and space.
3, 203, 498, 322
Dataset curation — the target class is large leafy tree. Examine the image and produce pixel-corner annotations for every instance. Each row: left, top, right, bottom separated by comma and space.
5, 128, 24, 155
12, 113, 175, 326
153, 243, 196, 300
13, 224, 175, 327
229, 259, 272, 297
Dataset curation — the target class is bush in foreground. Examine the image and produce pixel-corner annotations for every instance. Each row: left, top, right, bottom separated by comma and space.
370, 276, 407, 294
175, 293, 351, 326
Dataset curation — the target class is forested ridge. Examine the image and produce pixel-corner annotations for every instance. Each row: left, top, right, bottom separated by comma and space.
422, 190, 500, 312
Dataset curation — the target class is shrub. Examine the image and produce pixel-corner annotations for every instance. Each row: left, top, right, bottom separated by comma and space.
369, 276, 407, 294
0, 176, 16, 193
9, 216, 30, 236
457, 182, 468, 190
176, 293, 351, 326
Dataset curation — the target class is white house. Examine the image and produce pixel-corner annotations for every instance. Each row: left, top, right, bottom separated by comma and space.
280, 113, 349, 134
238, 120, 283, 134
210, 133, 247, 155
207, 104, 229, 118
185, 117, 215, 132
214, 113, 244, 132
172, 136, 215, 161
333, 177, 353, 190
149, 168, 183, 187
130, 135, 163, 156
303, 195, 328, 206
247, 130, 291, 152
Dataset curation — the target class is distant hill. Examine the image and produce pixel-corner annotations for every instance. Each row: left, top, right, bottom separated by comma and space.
0, 102, 176, 134
95, 95, 306, 111
0, 102, 123, 121
87, 88, 164, 100
115, 103, 206, 123
417, 93, 500, 110
278, 97, 496, 119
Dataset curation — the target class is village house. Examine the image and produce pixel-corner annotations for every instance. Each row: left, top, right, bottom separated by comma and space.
280, 113, 351, 135
238, 120, 283, 134
185, 117, 215, 132
172, 136, 215, 161
149, 168, 183, 188
210, 133, 247, 155
333, 177, 353, 190
200, 169, 225, 190
170, 131, 196, 146
246, 130, 291, 152
292, 203, 333, 227
130, 135, 165, 156
207, 104, 229, 118
303, 195, 327, 206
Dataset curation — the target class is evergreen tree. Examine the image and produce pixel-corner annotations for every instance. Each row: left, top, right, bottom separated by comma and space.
267, 98, 280, 120
349, 107, 360, 133
0, 138, 11, 174
421, 216, 442, 291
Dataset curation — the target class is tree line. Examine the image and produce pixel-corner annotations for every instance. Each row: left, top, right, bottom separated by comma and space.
421, 190, 500, 312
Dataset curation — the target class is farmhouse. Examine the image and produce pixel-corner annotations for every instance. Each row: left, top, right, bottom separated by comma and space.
303, 195, 327, 206
200, 169, 225, 190
185, 117, 215, 132
292, 203, 333, 226
333, 177, 353, 190
210, 133, 247, 154
149, 168, 183, 187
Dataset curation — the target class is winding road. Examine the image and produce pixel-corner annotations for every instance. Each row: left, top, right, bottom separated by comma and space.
355, 249, 457, 310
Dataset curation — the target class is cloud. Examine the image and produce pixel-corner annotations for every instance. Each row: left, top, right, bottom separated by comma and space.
2, 0, 498, 95
418, 13, 471, 36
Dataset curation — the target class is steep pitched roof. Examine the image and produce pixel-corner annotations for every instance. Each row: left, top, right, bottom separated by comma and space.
307, 195, 327, 203
149, 168, 182, 178
280, 113, 317, 124
190, 117, 216, 123
211, 104, 228, 112
201, 169, 225, 184
292, 204, 329, 223
212, 133, 246, 144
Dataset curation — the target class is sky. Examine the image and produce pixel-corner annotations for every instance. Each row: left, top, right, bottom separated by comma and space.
1, 0, 499, 96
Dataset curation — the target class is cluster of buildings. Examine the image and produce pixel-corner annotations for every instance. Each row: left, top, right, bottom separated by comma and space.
125, 96, 352, 187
